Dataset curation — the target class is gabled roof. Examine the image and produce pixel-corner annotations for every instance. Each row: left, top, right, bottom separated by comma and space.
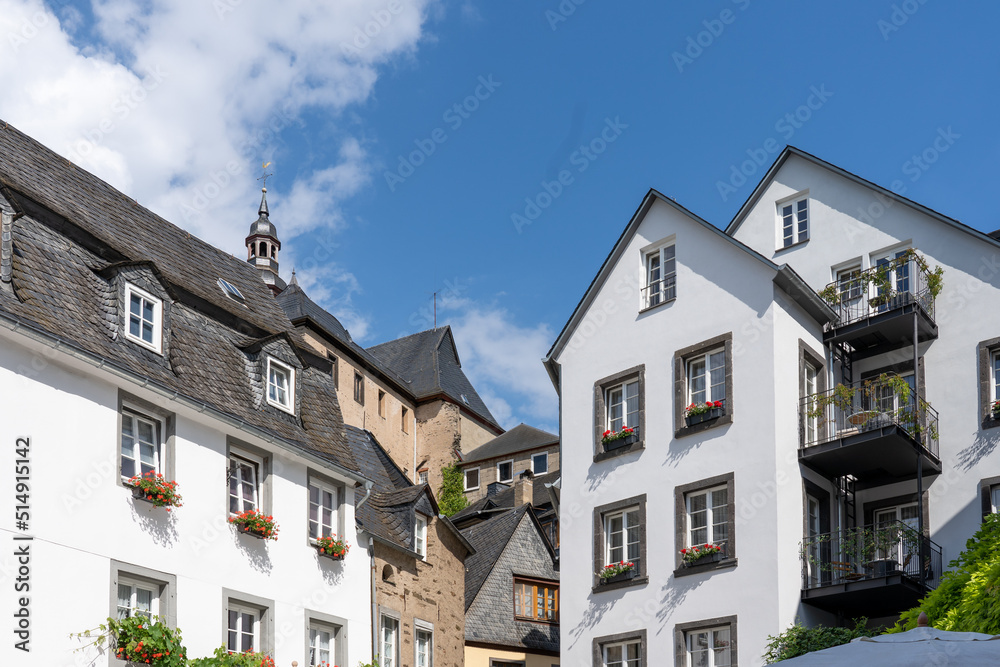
460, 505, 529, 609
0, 121, 293, 336
461, 424, 558, 464
451, 470, 560, 526
542, 189, 834, 384
725, 146, 1000, 252
368, 326, 501, 431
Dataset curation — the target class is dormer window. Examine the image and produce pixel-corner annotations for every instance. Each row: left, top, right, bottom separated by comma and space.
415, 514, 427, 559
266, 357, 294, 413
124, 283, 162, 353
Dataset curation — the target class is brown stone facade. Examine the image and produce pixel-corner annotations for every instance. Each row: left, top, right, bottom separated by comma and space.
375, 515, 468, 667
461, 445, 560, 503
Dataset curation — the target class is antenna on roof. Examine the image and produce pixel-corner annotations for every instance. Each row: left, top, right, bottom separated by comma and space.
433, 291, 437, 329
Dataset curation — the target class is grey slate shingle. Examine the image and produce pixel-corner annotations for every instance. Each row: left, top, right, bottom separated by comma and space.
461, 423, 558, 464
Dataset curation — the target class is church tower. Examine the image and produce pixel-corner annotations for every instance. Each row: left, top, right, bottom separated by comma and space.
245, 186, 286, 294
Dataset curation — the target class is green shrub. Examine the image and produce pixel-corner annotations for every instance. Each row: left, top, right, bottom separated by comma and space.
437, 460, 468, 516
762, 618, 875, 663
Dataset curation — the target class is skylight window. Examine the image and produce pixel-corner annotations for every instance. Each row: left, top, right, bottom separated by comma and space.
218, 278, 245, 303
461, 394, 470, 405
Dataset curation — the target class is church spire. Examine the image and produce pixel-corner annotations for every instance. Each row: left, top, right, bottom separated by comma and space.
245, 170, 285, 295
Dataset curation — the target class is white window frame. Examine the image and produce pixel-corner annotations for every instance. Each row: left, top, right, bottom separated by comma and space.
532, 452, 549, 475
227, 603, 260, 654
380, 614, 399, 667
643, 243, 676, 309
229, 450, 262, 516
309, 622, 335, 667
464, 467, 480, 491
604, 507, 641, 567
804, 361, 819, 444
992, 484, 1000, 514
124, 283, 162, 353
778, 195, 809, 248
685, 626, 732, 667
116, 577, 158, 620
991, 350, 1000, 404
605, 379, 639, 432
497, 460, 514, 484
415, 514, 428, 559
871, 246, 914, 312
120, 406, 162, 481
602, 639, 642, 667
418, 470, 428, 485
266, 357, 295, 413
686, 485, 728, 548
414, 622, 433, 667
686, 348, 726, 406
308, 478, 339, 541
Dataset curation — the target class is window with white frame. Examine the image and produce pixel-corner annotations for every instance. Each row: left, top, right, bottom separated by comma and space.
872, 248, 912, 311
309, 622, 335, 667
415, 514, 427, 558
464, 467, 480, 491
229, 453, 260, 515
381, 615, 399, 667
266, 357, 294, 412
603, 639, 642, 667
532, 452, 549, 475
686, 486, 729, 548
125, 283, 162, 352
117, 579, 157, 620
804, 361, 819, 444
415, 626, 433, 667
605, 508, 641, 569
120, 408, 161, 480
992, 484, 1000, 514
779, 197, 808, 248
686, 626, 732, 667
606, 380, 639, 432
418, 469, 428, 485
309, 480, 338, 540
497, 460, 514, 484
227, 604, 259, 653
644, 244, 676, 308
687, 349, 726, 406
992, 350, 1000, 405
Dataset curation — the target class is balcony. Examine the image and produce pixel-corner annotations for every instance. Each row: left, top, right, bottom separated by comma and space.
821, 253, 939, 358
799, 376, 941, 486
801, 521, 942, 618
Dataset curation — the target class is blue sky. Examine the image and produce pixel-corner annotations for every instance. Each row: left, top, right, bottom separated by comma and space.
2, 0, 998, 433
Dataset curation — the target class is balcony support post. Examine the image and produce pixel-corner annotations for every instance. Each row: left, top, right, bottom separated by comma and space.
913, 310, 926, 588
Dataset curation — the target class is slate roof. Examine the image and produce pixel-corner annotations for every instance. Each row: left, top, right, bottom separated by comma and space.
461, 423, 558, 464
460, 505, 528, 610
367, 326, 502, 431
0, 120, 360, 479
451, 471, 560, 525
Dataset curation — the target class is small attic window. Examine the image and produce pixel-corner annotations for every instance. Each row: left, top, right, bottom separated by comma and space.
218, 278, 245, 303
124, 283, 163, 354
461, 394, 470, 405
266, 357, 295, 414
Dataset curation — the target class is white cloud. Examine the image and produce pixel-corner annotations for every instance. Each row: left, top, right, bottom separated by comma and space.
0, 0, 434, 254
446, 304, 558, 431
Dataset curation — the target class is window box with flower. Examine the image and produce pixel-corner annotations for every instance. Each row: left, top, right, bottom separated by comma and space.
680, 543, 725, 567
601, 426, 639, 452
229, 509, 279, 541
684, 401, 724, 427
992, 400, 1000, 421
598, 560, 636, 585
128, 471, 183, 512
314, 534, 350, 561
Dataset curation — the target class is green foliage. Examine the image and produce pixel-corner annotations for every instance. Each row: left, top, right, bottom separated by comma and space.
188, 646, 276, 666
890, 513, 1000, 634
437, 460, 468, 516
357, 659, 380, 667
73, 616, 187, 667
762, 618, 875, 663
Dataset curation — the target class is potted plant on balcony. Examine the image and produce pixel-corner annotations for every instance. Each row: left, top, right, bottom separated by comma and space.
127, 471, 183, 511
684, 401, 724, 426
315, 534, 350, 560
680, 543, 725, 567
601, 425, 638, 451
598, 560, 636, 584
229, 509, 280, 541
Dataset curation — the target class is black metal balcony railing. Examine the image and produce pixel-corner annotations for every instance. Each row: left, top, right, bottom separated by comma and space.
641, 275, 676, 309
799, 377, 939, 460
823, 256, 936, 330
801, 520, 942, 591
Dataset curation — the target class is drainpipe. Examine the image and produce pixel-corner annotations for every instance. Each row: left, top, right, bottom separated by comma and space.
369, 536, 377, 665
412, 412, 418, 484
356, 480, 374, 510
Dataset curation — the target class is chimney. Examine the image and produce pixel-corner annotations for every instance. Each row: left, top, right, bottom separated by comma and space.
514, 470, 534, 508
1, 209, 13, 285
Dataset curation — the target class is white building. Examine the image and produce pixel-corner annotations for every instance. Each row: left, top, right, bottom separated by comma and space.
0, 122, 373, 666
545, 146, 1000, 666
